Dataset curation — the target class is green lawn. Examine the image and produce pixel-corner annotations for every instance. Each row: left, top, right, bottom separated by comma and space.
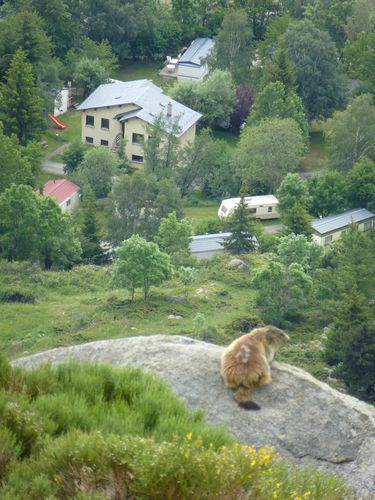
43, 109, 82, 155
114, 60, 173, 91
300, 121, 328, 171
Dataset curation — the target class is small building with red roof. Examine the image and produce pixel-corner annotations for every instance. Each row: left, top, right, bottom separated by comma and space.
42, 179, 81, 213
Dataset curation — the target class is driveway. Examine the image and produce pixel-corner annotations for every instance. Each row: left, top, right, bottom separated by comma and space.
42, 143, 69, 175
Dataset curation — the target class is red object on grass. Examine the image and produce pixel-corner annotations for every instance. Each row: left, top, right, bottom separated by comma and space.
48, 113, 66, 129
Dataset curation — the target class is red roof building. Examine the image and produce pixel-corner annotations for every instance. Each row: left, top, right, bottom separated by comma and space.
42, 179, 81, 213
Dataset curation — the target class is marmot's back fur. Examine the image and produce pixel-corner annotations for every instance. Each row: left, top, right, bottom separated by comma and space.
221, 326, 289, 410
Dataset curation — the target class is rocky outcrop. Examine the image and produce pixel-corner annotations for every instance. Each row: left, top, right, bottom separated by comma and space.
13, 335, 375, 498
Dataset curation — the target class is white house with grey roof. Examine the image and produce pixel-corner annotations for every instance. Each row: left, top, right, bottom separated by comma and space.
77, 79, 201, 166
311, 208, 374, 245
177, 38, 214, 81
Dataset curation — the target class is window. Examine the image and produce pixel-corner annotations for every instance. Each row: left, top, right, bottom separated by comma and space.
132, 133, 144, 144
86, 115, 94, 126
101, 118, 109, 130
100, 139, 109, 147
85, 136, 93, 145
66, 199, 71, 207
268, 206, 273, 213
364, 220, 372, 231
324, 235, 333, 244
132, 154, 143, 163
249, 208, 256, 214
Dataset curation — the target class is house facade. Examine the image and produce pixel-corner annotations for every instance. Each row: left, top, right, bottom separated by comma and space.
42, 179, 81, 213
77, 79, 201, 167
311, 208, 375, 245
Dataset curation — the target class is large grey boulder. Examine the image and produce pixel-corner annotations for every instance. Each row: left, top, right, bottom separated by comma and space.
13, 335, 375, 498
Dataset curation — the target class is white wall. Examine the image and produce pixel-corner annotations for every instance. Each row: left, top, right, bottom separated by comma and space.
54, 88, 69, 116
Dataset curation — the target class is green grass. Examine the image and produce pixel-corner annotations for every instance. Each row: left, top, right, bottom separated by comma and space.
300, 121, 328, 171
211, 128, 240, 148
0, 260, 258, 360
114, 60, 173, 92
183, 203, 219, 227
43, 109, 82, 156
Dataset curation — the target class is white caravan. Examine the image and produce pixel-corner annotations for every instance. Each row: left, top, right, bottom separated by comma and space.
218, 195, 279, 220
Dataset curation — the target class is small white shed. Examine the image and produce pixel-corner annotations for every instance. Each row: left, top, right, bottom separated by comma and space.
177, 38, 214, 82
218, 195, 279, 220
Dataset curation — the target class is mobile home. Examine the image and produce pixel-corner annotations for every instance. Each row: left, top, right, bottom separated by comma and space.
218, 195, 279, 220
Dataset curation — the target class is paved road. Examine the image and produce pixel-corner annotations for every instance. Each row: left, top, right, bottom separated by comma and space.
264, 224, 282, 234
42, 143, 68, 175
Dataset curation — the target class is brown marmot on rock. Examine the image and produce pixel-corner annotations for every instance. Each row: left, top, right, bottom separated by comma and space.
221, 326, 289, 410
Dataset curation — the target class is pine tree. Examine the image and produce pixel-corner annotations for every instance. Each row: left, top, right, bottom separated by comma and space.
0, 48, 44, 145
222, 196, 259, 255
264, 46, 296, 92
80, 188, 106, 264
324, 288, 375, 400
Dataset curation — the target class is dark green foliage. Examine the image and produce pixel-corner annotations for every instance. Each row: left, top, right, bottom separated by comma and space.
111, 235, 172, 301
247, 81, 308, 142
62, 140, 86, 175
308, 170, 348, 217
207, 10, 254, 84
106, 173, 182, 244
79, 189, 106, 265
253, 259, 313, 326
263, 46, 296, 92
222, 197, 259, 255
324, 289, 375, 399
0, 8, 54, 81
328, 94, 375, 173
0, 184, 81, 269
0, 287, 36, 304
281, 204, 313, 237
0, 125, 33, 193
276, 173, 311, 213
0, 48, 44, 145
346, 156, 375, 209
285, 20, 346, 120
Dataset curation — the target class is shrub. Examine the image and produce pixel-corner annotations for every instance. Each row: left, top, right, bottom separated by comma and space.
0, 287, 36, 303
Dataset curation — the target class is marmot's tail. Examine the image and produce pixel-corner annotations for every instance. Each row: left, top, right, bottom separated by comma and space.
234, 385, 261, 411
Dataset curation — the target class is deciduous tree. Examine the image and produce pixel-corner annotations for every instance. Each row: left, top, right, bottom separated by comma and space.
327, 94, 375, 172
0, 126, 33, 193
276, 173, 311, 213
75, 148, 120, 198
236, 118, 305, 192
308, 170, 348, 217
253, 259, 313, 326
285, 20, 346, 119
111, 235, 171, 301
346, 156, 375, 208
207, 10, 254, 83
247, 81, 308, 141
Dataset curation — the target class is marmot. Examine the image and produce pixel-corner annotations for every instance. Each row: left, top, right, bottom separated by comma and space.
220, 326, 289, 410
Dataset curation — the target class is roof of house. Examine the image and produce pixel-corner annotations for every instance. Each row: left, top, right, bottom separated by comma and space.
189, 232, 231, 255
311, 208, 374, 235
43, 179, 80, 206
77, 79, 201, 137
178, 38, 214, 67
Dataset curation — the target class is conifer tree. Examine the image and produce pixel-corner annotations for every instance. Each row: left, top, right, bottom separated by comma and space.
80, 188, 106, 265
222, 189, 259, 255
263, 46, 296, 91
0, 48, 44, 145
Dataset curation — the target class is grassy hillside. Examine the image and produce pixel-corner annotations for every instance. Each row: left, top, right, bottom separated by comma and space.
0, 357, 349, 499
0, 258, 330, 385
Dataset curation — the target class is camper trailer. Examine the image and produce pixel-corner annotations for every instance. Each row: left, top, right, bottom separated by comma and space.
218, 195, 279, 220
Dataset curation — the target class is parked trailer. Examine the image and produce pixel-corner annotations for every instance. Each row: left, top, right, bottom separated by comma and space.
218, 195, 279, 220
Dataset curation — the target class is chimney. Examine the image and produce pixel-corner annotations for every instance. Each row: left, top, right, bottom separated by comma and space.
167, 101, 172, 116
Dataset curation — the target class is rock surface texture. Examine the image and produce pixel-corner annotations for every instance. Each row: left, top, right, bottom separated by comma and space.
13, 335, 375, 498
